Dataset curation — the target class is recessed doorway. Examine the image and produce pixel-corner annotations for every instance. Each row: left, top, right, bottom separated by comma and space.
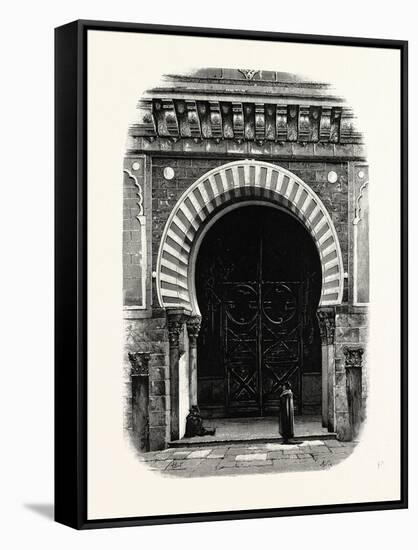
195, 204, 322, 418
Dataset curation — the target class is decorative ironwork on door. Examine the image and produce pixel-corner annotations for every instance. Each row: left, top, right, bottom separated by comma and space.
196, 206, 321, 417
223, 279, 302, 415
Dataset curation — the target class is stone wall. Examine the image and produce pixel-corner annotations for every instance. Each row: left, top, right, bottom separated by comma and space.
124, 150, 368, 450
334, 307, 368, 440
124, 316, 170, 451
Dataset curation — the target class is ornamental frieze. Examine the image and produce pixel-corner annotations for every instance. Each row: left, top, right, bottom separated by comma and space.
132, 99, 361, 145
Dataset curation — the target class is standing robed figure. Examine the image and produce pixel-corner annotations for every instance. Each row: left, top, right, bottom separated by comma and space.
279, 382, 295, 443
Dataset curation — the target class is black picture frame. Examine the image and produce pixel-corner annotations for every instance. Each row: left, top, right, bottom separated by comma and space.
55, 19, 408, 530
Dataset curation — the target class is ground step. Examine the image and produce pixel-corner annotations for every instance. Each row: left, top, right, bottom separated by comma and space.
169, 432, 338, 448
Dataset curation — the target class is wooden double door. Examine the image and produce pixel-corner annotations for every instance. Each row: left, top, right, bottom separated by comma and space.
221, 279, 302, 415
196, 205, 321, 417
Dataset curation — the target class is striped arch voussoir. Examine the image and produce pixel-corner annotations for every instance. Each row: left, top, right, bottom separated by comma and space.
156, 160, 344, 314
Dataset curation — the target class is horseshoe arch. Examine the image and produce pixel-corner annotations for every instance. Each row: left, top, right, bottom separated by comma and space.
156, 160, 344, 314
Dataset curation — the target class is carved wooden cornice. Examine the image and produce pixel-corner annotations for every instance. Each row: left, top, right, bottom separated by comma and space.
131, 99, 361, 145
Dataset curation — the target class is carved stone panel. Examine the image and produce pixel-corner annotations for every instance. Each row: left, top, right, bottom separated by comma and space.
353, 164, 370, 305
299, 106, 310, 142
128, 352, 151, 376
276, 105, 287, 142
319, 107, 331, 142
232, 102, 244, 141
123, 156, 147, 310
330, 107, 342, 143
287, 105, 299, 141
343, 346, 364, 368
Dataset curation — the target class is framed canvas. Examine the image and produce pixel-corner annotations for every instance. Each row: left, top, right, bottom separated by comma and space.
55, 20, 408, 529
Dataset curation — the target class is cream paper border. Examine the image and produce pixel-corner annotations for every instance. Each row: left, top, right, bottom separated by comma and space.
87, 30, 401, 520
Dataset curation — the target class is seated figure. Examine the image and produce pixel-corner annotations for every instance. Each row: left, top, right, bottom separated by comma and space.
184, 405, 216, 438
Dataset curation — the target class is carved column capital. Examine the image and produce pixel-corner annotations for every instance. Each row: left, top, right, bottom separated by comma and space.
128, 352, 150, 376
343, 346, 364, 368
317, 308, 336, 345
167, 319, 183, 348
166, 309, 189, 349
186, 316, 202, 346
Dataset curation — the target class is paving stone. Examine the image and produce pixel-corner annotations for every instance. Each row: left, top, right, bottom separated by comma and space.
298, 447, 316, 454
167, 458, 202, 470
325, 439, 344, 447
271, 458, 296, 465
329, 447, 354, 455
192, 459, 223, 475
213, 466, 243, 476
141, 453, 159, 462
312, 455, 341, 468
267, 451, 284, 460
172, 451, 191, 459
225, 447, 260, 456
309, 446, 331, 454
188, 449, 212, 459
236, 460, 273, 468
208, 449, 227, 459
152, 452, 175, 461
236, 453, 267, 462
149, 459, 173, 471
145, 439, 358, 476
166, 469, 194, 477
278, 444, 300, 450
284, 461, 322, 472
265, 443, 285, 450
182, 459, 204, 469
301, 440, 325, 446
272, 459, 313, 470
217, 459, 237, 469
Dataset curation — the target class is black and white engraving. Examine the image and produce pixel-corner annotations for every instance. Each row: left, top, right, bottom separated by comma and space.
122, 68, 369, 476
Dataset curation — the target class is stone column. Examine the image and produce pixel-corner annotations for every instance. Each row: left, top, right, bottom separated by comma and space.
317, 307, 336, 431
128, 352, 150, 452
167, 308, 188, 441
186, 316, 202, 407
343, 346, 364, 440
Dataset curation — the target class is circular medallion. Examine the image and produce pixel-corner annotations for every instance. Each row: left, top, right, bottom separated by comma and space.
164, 167, 175, 180
327, 170, 338, 184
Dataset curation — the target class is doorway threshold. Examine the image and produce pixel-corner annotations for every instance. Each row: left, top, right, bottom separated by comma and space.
169, 415, 337, 448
